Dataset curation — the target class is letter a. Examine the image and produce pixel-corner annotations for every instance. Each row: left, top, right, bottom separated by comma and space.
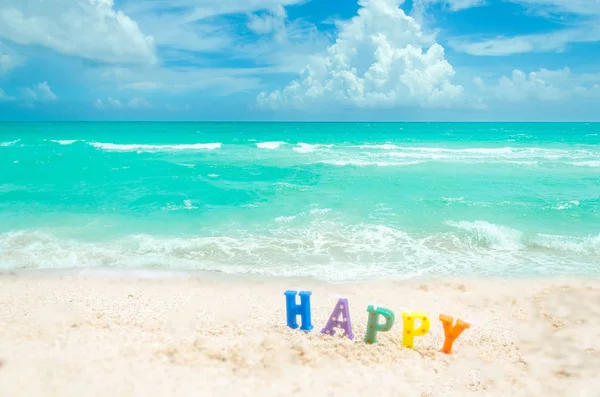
321, 298, 354, 340
439, 314, 470, 354
284, 290, 313, 331
364, 306, 395, 344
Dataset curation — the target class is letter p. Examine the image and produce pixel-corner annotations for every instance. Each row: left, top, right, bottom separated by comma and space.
364, 305, 395, 344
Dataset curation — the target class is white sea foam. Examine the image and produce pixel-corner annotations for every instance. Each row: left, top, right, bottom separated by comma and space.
442, 197, 465, 204
0, 139, 19, 147
275, 216, 296, 223
357, 143, 400, 150
309, 208, 331, 216
330, 145, 599, 166
553, 200, 580, 211
293, 143, 332, 153
50, 140, 77, 145
446, 220, 523, 250
530, 233, 600, 255
257, 141, 286, 149
1, 224, 598, 280
570, 161, 600, 167
164, 200, 197, 211
319, 159, 422, 167
89, 142, 222, 152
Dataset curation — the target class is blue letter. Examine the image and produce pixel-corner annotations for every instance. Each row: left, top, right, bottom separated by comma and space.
284, 290, 313, 331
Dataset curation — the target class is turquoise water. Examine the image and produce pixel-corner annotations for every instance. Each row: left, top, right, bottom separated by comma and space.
1, 122, 599, 280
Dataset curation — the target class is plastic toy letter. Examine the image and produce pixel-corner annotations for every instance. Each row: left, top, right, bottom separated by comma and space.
401, 312, 431, 348
364, 305, 395, 344
284, 290, 314, 331
439, 314, 470, 354
321, 298, 354, 340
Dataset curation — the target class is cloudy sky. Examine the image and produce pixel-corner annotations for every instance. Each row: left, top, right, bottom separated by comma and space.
0, 0, 599, 121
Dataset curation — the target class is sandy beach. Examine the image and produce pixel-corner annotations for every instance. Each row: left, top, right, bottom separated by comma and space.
1, 271, 599, 396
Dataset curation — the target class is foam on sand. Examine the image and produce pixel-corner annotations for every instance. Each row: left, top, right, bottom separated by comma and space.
1, 223, 598, 280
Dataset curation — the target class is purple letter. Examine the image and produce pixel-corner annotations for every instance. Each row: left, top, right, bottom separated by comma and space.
320, 298, 354, 340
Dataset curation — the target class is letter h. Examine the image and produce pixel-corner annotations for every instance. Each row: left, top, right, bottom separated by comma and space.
284, 290, 313, 331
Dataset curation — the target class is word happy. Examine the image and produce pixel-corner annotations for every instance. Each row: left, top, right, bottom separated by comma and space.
284, 290, 470, 354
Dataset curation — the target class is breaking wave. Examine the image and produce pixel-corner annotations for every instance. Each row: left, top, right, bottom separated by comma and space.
0, 139, 19, 147
257, 141, 286, 149
1, 221, 598, 280
89, 142, 222, 152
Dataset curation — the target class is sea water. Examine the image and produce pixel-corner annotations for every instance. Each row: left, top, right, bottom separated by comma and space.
1, 122, 599, 280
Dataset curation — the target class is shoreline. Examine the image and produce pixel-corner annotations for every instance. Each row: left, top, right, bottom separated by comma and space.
1, 272, 599, 396
3, 266, 598, 283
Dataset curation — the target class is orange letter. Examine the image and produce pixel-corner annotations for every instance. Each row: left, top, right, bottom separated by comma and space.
439, 314, 470, 354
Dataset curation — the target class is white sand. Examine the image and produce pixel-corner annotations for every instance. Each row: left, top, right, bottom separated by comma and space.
1, 272, 599, 396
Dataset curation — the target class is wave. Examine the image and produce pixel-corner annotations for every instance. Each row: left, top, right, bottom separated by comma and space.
50, 139, 77, 145
1, 222, 598, 280
318, 159, 423, 167
552, 200, 580, 211
287, 144, 600, 167
293, 143, 332, 153
530, 233, 600, 255
256, 141, 286, 149
446, 220, 523, 250
89, 142, 222, 153
356, 143, 400, 150
570, 161, 600, 167
0, 139, 19, 147
164, 199, 197, 211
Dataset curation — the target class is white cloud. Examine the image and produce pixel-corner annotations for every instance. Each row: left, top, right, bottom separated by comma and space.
248, 5, 287, 35
97, 66, 266, 95
91, 1, 326, 97
417, 0, 486, 12
120, 0, 306, 55
127, 97, 152, 109
129, 13, 232, 54
95, 97, 152, 109
258, 0, 464, 109
0, 41, 23, 74
0, 87, 14, 101
20, 81, 58, 102
166, 104, 192, 112
448, 0, 600, 56
107, 98, 123, 108
450, 23, 600, 55
508, 0, 600, 16
476, 67, 600, 102
147, 0, 306, 21
446, 0, 486, 10
0, 0, 156, 64
121, 82, 168, 91
0, 53, 18, 74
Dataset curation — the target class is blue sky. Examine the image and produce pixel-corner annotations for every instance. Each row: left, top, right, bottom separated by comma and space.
0, 0, 599, 121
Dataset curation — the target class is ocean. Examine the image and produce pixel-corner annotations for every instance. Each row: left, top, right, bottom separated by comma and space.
1, 122, 599, 280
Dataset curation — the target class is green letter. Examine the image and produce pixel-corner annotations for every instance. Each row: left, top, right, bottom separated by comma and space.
364, 305, 395, 344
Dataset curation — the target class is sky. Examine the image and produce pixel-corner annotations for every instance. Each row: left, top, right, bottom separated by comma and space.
0, 0, 599, 121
